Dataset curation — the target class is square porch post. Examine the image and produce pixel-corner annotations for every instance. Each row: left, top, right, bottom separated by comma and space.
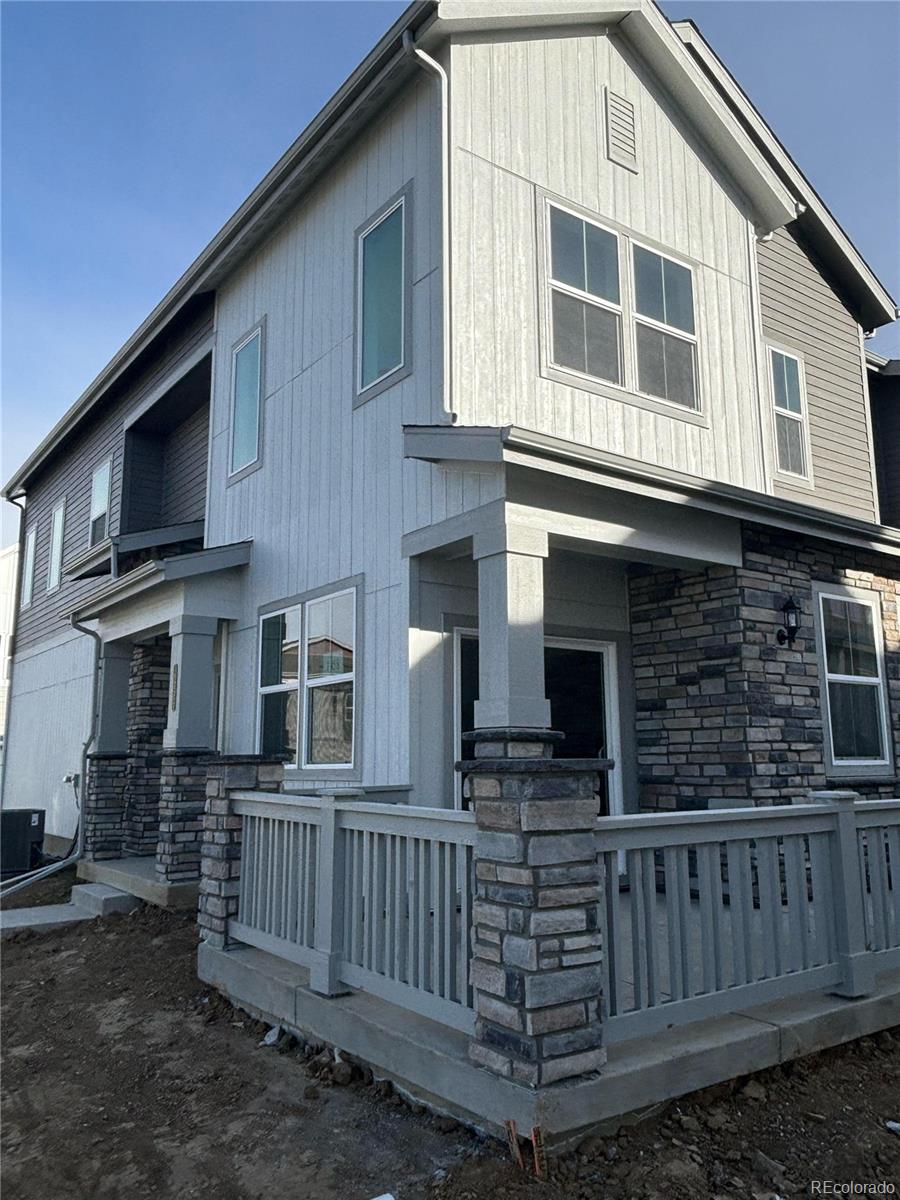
157, 614, 220, 882
464, 522, 612, 1087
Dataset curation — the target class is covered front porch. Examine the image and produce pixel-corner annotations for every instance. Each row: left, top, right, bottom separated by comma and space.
72, 542, 250, 905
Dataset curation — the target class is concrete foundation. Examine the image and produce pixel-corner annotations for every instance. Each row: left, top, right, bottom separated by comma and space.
198, 939, 900, 1146
77, 855, 198, 909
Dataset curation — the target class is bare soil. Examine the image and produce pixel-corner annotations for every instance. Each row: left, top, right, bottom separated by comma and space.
2, 878, 899, 1200
1, 864, 79, 909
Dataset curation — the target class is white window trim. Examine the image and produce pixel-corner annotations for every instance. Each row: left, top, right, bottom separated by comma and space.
814, 585, 893, 776
301, 586, 356, 771
767, 343, 814, 486
256, 587, 357, 772
541, 197, 704, 423
228, 325, 263, 479
629, 236, 700, 414
452, 628, 624, 815
356, 196, 406, 396
256, 605, 301, 769
88, 459, 112, 549
46, 498, 66, 594
21, 525, 37, 609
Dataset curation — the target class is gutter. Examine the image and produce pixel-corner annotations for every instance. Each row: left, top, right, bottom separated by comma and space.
0, 497, 27, 807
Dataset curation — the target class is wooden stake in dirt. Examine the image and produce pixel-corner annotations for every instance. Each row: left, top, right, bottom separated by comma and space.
531, 1126, 547, 1180
504, 1119, 525, 1170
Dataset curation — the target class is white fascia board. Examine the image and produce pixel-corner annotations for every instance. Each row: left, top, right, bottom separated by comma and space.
674, 20, 897, 329
620, 4, 797, 235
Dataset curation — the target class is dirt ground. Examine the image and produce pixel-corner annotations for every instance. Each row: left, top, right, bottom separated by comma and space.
1, 863, 79, 909
2, 882, 899, 1200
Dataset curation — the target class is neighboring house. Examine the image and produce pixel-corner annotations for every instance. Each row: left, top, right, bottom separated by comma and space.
0, 543, 18, 781
2, 0, 898, 1133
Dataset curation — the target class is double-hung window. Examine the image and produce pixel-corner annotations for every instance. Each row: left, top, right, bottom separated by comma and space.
816, 589, 891, 771
358, 198, 405, 394
21, 525, 36, 608
257, 588, 356, 769
89, 460, 111, 546
47, 499, 66, 592
632, 244, 698, 409
769, 348, 809, 479
548, 205, 623, 386
230, 328, 262, 475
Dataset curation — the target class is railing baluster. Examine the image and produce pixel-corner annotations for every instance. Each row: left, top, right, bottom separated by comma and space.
784, 834, 810, 972
663, 847, 684, 1000
602, 850, 620, 1017
675, 845, 693, 996
807, 830, 834, 965
628, 848, 645, 1010
696, 842, 719, 993
887, 826, 900, 947
726, 840, 753, 986
641, 847, 659, 1008
443, 841, 454, 1001
757, 836, 782, 979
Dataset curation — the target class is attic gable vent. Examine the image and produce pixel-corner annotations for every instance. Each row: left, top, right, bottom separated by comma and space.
606, 88, 638, 173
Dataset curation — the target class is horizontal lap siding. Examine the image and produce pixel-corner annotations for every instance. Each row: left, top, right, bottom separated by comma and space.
450, 29, 765, 493
757, 226, 877, 522
14, 302, 214, 652
161, 403, 210, 525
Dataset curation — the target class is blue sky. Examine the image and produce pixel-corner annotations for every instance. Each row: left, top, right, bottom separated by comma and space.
2, 0, 898, 544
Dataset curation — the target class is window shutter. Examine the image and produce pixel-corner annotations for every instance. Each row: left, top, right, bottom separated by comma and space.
606, 88, 637, 172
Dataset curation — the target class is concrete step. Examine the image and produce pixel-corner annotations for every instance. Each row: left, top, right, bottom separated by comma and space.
70, 883, 142, 917
1, 903, 87, 937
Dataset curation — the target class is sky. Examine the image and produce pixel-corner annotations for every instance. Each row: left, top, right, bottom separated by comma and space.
2, 0, 898, 545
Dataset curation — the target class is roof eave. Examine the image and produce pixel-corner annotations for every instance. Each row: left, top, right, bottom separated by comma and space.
673, 19, 897, 330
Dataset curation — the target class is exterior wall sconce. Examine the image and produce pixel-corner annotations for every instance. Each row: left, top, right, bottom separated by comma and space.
777, 596, 801, 646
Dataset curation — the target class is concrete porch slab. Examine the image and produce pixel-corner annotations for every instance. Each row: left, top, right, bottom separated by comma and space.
78, 856, 198, 910
198, 940, 900, 1147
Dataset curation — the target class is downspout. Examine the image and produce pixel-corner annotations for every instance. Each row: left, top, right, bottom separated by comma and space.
403, 29, 453, 422
0, 609, 101, 898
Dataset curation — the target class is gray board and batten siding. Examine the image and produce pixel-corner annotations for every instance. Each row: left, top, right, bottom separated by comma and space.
757, 226, 878, 523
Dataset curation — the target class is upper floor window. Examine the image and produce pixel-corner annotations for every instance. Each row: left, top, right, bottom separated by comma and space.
257, 586, 356, 770
21, 525, 36, 609
358, 198, 405, 394
632, 244, 698, 410
230, 328, 262, 476
544, 201, 700, 415
816, 588, 891, 772
548, 205, 622, 386
47, 499, 66, 593
89, 460, 111, 546
769, 348, 810, 480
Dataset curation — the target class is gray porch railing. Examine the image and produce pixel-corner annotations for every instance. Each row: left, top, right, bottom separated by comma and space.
225, 789, 898, 1046
229, 793, 476, 1032
596, 793, 900, 1045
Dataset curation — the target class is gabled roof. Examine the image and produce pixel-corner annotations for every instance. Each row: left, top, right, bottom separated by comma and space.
674, 19, 897, 332
5, 0, 894, 499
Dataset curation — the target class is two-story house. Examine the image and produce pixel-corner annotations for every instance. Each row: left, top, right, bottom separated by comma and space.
2, 0, 899, 1130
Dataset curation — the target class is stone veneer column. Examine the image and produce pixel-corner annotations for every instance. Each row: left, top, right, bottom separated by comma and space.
198, 756, 285, 949
123, 638, 171, 855
461, 729, 610, 1088
83, 753, 129, 860
157, 749, 214, 882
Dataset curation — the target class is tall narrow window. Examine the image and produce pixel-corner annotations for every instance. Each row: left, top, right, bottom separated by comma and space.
47, 499, 66, 592
21, 525, 36, 608
632, 244, 698, 410
231, 329, 262, 475
303, 589, 355, 767
818, 591, 890, 768
548, 204, 622, 386
769, 348, 809, 478
258, 608, 300, 763
89, 460, 111, 546
358, 200, 405, 392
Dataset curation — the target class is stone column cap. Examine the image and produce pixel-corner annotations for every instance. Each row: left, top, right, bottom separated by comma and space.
456, 757, 614, 774
462, 728, 566, 745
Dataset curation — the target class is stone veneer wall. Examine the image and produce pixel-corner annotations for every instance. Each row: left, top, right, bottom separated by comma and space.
629, 523, 900, 810
84, 753, 129, 860
123, 637, 171, 855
